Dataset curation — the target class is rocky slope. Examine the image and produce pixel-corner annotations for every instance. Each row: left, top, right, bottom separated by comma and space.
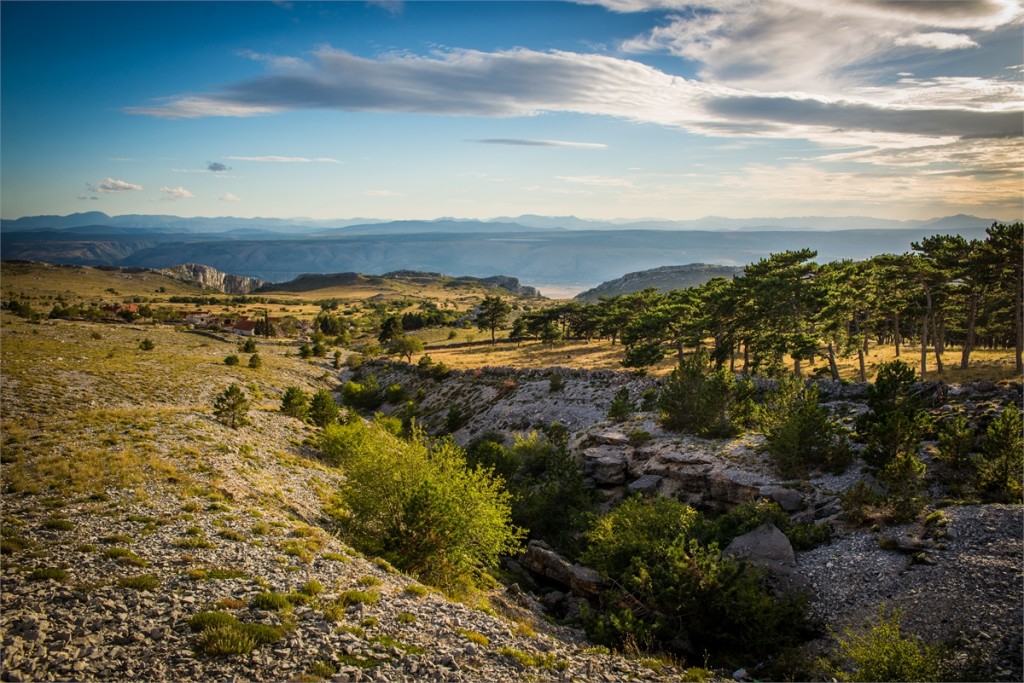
359, 360, 1024, 679
160, 263, 266, 294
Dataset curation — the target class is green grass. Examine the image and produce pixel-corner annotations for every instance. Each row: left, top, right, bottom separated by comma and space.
42, 517, 75, 531
101, 547, 148, 567
250, 591, 292, 611
337, 589, 380, 607
27, 567, 69, 582
186, 567, 248, 581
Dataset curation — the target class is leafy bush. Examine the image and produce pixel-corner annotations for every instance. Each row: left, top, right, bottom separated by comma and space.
548, 373, 564, 392
976, 404, 1023, 503
308, 388, 340, 428
856, 361, 929, 470
341, 375, 382, 411
250, 591, 291, 611
824, 607, 943, 682
117, 573, 160, 590
607, 387, 633, 422
212, 384, 250, 429
580, 496, 809, 667
280, 386, 309, 420
319, 420, 523, 594
659, 349, 754, 437
138, 338, 155, 351
698, 498, 829, 551
759, 376, 852, 477
936, 413, 975, 472
247, 353, 262, 369
384, 383, 406, 404
224, 354, 240, 366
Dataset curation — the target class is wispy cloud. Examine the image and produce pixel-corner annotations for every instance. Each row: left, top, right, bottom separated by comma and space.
207, 161, 230, 172
362, 189, 404, 197
225, 155, 341, 163
160, 186, 193, 201
473, 138, 606, 148
89, 177, 143, 193
895, 32, 979, 51
218, 192, 241, 202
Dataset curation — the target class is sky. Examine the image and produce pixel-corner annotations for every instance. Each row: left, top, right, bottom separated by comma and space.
1, 0, 1022, 222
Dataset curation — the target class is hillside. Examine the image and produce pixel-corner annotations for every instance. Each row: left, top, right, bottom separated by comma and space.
0, 315, 706, 682
575, 264, 744, 301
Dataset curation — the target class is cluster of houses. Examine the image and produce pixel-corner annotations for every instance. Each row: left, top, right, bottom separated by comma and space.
184, 311, 276, 336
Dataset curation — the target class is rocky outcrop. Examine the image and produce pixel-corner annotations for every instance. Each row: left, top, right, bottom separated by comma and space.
724, 523, 810, 594
161, 263, 265, 294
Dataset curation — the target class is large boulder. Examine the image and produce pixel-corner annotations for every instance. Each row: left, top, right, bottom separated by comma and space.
517, 541, 607, 598
724, 523, 810, 595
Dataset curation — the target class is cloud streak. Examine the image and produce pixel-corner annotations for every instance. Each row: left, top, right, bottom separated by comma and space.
473, 138, 607, 148
225, 155, 341, 163
160, 186, 193, 200
90, 177, 143, 193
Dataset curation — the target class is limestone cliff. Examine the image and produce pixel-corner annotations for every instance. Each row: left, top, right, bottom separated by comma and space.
161, 263, 265, 294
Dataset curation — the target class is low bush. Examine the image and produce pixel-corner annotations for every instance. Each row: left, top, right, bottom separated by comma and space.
759, 376, 852, 477
659, 349, 754, 437
823, 607, 944, 682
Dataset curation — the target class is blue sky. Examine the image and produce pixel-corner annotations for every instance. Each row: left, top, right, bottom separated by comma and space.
2, 0, 1021, 222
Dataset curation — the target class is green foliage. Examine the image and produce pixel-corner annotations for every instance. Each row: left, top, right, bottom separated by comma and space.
976, 404, 1024, 503
465, 433, 518, 482
250, 591, 291, 611
444, 404, 469, 433
581, 496, 808, 666
607, 386, 633, 422
760, 376, 852, 477
659, 349, 754, 437
27, 567, 68, 582
241, 338, 258, 353
388, 334, 424, 362
247, 353, 262, 369
856, 361, 929, 470
548, 373, 564, 392
212, 384, 250, 429
341, 374, 382, 412
936, 414, 975, 471
280, 386, 309, 420
319, 420, 523, 594
698, 498, 829, 551
117, 573, 160, 590
476, 294, 512, 343
384, 383, 406, 404
309, 388, 341, 428
138, 338, 155, 351
505, 431, 595, 555
824, 607, 943, 682
640, 386, 659, 412
224, 354, 240, 366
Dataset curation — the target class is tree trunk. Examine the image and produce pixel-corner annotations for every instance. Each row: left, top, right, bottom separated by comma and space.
827, 342, 840, 381
743, 341, 750, 375
960, 293, 978, 370
858, 334, 868, 382
920, 314, 929, 377
1016, 272, 1023, 374
931, 312, 944, 375
894, 312, 901, 357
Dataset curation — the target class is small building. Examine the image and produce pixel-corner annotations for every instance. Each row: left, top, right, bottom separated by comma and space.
231, 319, 258, 337
185, 311, 218, 327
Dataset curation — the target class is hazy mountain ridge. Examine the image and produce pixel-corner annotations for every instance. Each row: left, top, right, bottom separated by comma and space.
575, 264, 745, 302
1, 211, 1007, 234
0, 211, 1001, 287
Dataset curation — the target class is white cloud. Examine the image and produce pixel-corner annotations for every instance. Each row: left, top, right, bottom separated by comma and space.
236, 49, 310, 72
896, 32, 979, 50
473, 138, 606, 148
225, 155, 341, 163
91, 177, 143, 193
556, 175, 635, 188
160, 186, 194, 200
362, 189, 404, 197
218, 192, 241, 202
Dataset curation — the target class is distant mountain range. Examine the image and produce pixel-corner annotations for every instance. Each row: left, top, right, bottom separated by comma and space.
0, 211, 1006, 288
1, 211, 1008, 234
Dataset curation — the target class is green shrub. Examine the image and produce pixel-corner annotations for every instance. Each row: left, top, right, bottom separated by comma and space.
117, 574, 160, 590
976, 404, 1023, 503
760, 376, 852, 477
212, 384, 250, 429
581, 496, 809, 666
28, 567, 68, 582
824, 607, 943, 682
319, 420, 523, 594
139, 338, 155, 351
548, 373, 564, 392
224, 354, 240, 366
188, 611, 238, 632
337, 589, 380, 607
241, 338, 258, 353
250, 591, 291, 611
42, 517, 75, 531
607, 387, 633, 422
300, 579, 323, 596
341, 375, 382, 411
699, 498, 829, 551
384, 383, 406, 404
856, 361, 929, 471
659, 349, 754, 437
196, 624, 257, 656
308, 388, 341, 428
936, 413, 975, 471
247, 353, 262, 369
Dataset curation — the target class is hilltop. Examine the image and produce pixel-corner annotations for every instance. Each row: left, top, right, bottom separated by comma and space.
575, 264, 744, 302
